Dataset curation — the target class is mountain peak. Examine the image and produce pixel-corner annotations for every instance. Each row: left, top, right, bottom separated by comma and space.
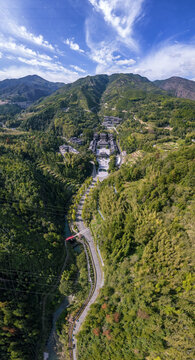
0, 75, 65, 104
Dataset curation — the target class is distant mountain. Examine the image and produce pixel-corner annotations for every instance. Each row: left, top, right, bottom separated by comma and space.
154, 76, 195, 100
6, 73, 195, 136
0, 75, 64, 105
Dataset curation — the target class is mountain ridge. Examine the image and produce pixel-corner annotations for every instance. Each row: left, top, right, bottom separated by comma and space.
3, 73, 195, 135
16, 73, 165, 131
154, 76, 195, 100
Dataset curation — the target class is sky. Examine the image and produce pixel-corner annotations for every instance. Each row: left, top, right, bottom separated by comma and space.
0, 0, 195, 83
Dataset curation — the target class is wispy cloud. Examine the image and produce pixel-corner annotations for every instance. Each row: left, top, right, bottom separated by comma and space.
17, 57, 64, 72
70, 65, 86, 73
88, 0, 144, 49
17, 57, 82, 78
0, 36, 52, 61
11, 25, 54, 51
65, 39, 85, 53
85, 0, 145, 76
133, 42, 195, 80
85, 29, 137, 74
116, 58, 136, 66
0, 1, 82, 83
0, 3, 54, 51
86, 38, 117, 65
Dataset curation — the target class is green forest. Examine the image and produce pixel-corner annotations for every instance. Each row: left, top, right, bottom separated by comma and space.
0, 129, 92, 359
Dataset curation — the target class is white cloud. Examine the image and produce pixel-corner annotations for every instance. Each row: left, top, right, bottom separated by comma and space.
88, 0, 144, 49
17, 57, 80, 76
116, 58, 136, 66
70, 65, 86, 73
65, 39, 84, 53
95, 59, 133, 75
11, 25, 54, 51
133, 43, 195, 80
17, 57, 58, 70
88, 40, 117, 65
0, 36, 52, 61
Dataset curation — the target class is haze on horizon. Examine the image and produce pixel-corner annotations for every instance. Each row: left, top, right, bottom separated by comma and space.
0, 0, 194, 83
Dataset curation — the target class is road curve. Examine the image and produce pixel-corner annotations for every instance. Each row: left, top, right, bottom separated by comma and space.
72, 178, 104, 360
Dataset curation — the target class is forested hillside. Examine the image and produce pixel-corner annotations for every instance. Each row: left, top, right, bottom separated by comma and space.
16, 75, 109, 134
0, 129, 92, 359
80, 144, 195, 360
0, 75, 64, 124
116, 97, 195, 153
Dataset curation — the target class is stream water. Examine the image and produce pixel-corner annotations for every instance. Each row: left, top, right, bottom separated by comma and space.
46, 297, 69, 360
45, 220, 71, 360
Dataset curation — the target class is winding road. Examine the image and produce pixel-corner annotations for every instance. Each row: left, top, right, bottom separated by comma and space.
71, 176, 105, 360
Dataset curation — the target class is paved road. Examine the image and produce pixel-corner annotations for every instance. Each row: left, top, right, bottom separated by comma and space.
72, 178, 105, 360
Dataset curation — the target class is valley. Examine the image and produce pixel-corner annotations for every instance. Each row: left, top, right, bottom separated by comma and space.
0, 73, 194, 360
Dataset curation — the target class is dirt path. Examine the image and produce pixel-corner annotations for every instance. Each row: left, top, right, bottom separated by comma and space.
133, 115, 153, 131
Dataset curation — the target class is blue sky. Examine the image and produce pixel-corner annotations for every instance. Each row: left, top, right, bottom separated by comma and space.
0, 0, 194, 83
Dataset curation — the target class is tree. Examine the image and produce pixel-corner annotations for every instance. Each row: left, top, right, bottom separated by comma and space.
59, 264, 77, 296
